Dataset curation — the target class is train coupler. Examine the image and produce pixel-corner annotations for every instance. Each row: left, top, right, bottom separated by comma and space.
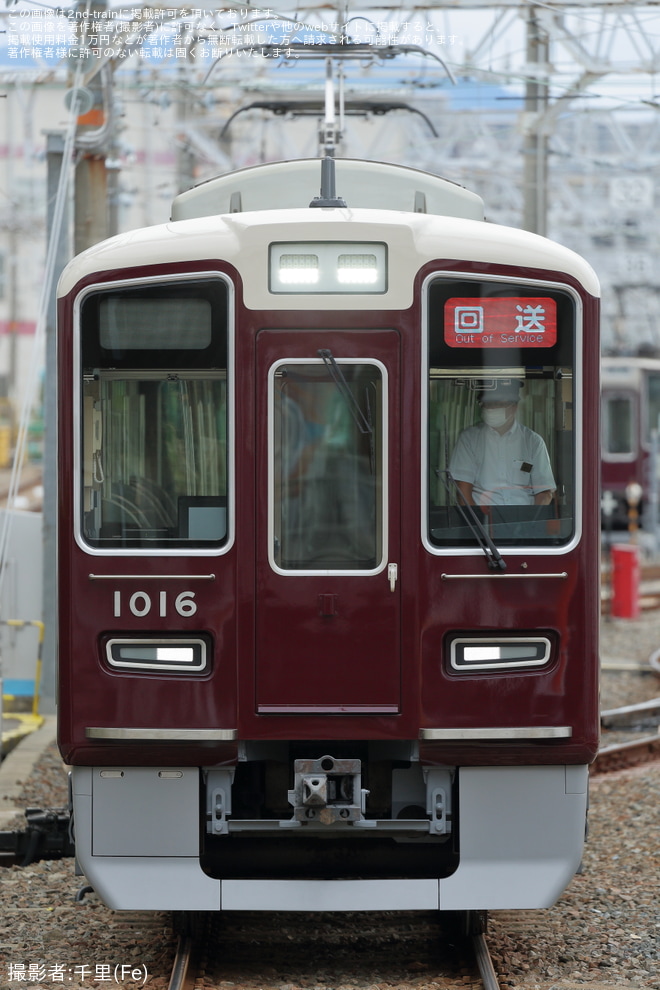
288, 756, 367, 825
0, 808, 75, 866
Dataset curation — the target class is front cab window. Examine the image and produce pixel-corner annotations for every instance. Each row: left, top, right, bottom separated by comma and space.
427, 277, 577, 550
78, 277, 230, 551
271, 359, 384, 571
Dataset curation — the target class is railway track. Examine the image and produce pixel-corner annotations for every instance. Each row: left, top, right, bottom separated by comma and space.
472, 930, 501, 990
594, 696, 660, 774
166, 911, 502, 990
168, 933, 196, 990
593, 733, 660, 773
602, 561, 660, 613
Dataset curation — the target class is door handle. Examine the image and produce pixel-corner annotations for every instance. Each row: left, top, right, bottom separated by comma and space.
388, 563, 398, 592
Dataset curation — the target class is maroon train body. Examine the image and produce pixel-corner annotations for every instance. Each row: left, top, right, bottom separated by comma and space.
601, 355, 660, 527
57, 158, 600, 914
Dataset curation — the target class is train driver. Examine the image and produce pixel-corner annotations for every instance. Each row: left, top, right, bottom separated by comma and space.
449, 380, 556, 509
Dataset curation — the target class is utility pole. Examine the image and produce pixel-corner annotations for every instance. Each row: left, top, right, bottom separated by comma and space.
40, 131, 71, 714
72, 1, 116, 254
4, 84, 18, 414
522, 8, 549, 237
176, 62, 196, 195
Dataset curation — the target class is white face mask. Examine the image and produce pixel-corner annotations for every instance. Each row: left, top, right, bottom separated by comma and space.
481, 407, 509, 429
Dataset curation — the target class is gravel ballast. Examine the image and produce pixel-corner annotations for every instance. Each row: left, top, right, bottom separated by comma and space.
1, 612, 659, 989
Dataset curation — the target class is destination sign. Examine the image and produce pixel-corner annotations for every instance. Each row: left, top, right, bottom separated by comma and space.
444, 297, 557, 348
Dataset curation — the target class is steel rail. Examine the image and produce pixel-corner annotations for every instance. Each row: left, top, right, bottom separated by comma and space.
168, 935, 196, 990
601, 698, 660, 730
592, 734, 660, 774
472, 932, 501, 990
650, 647, 660, 677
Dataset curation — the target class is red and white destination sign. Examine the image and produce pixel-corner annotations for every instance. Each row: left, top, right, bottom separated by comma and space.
444, 297, 557, 348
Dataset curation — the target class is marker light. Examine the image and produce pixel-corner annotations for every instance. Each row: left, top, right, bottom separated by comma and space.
270, 242, 387, 293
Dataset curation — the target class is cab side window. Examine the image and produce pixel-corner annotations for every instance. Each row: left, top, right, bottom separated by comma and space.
426, 278, 577, 549
79, 278, 230, 551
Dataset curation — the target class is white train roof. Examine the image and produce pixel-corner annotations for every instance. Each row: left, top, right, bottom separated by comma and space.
59, 203, 600, 311
171, 158, 485, 222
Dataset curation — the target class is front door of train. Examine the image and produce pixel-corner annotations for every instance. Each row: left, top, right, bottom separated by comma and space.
255, 329, 401, 714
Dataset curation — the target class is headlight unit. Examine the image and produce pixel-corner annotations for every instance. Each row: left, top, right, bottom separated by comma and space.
269, 241, 387, 293
450, 636, 551, 672
105, 636, 209, 674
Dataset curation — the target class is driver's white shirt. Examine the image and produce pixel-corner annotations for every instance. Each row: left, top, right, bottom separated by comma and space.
449, 419, 556, 506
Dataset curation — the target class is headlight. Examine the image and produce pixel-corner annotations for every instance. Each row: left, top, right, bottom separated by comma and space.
270, 241, 387, 293
336, 253, 379, 284
450, 636, 551, 672
105, 637, 209, 674
278, 253, 320, 285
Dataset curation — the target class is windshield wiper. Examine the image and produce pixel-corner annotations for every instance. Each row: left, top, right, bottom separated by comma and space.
436, 469, 506, 571
318, 349, 373, 436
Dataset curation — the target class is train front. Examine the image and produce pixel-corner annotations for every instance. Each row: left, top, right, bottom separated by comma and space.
56, 159, 600, 913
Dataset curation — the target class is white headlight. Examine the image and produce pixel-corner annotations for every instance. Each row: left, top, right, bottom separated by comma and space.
278, 254, 320, 285
270, 242, 387, 293
451, 637, 551, 671
337, 254, 379, 284
106, 637, 209, 673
